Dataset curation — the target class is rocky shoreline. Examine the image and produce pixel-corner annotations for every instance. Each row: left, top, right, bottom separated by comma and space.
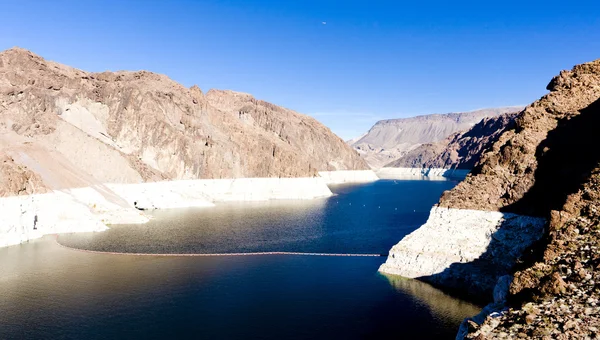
0, 170, 378, 249
0, 47, 377, 250
379, 207, 545, 301
376, 167, 470, 180
317, 170, 379, 184
380, 58, 600, 339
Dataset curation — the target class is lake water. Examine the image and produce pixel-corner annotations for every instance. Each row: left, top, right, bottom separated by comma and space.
0, 180, 480, 339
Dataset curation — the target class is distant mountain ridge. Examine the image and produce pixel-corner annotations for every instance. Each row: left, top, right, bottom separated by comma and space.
386, 112, 518, 170
351, 107, 523, 168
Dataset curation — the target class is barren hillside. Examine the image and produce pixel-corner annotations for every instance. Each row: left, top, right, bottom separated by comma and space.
0, 48, 367, 195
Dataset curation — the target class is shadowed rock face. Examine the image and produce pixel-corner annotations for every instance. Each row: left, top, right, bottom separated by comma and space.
378, 59, 600, 338
386, 113, 518, 170
440, 60, 600, 339
439, 60, 600, 215
380, 207, 546, 302
351, 107, 522, 168
0, 48, 367, 195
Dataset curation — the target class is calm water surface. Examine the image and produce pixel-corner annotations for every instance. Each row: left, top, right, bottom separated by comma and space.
0, 180, 480, 339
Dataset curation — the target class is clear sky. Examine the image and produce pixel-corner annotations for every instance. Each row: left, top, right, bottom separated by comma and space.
1, 0, 599, 140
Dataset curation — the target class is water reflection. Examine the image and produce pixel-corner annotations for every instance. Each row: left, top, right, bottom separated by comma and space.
1, 180, 475, 339
382, 273, 481, 326
58, 180, 457, 255
0, 236, 475, 340
59, 198, 330, 254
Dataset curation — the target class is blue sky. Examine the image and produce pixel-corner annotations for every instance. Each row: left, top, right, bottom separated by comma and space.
1, 0, 599, 140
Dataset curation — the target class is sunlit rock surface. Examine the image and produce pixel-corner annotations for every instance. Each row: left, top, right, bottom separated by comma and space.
379, 207, 545, 299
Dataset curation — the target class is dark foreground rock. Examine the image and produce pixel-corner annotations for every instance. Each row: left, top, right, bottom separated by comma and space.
450, 59, 600, 339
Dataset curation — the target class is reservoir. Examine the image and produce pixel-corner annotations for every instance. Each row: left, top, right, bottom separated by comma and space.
0, 180, 480, 339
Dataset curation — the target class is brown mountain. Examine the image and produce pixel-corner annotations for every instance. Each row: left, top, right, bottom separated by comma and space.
433, 59, 600, 338
386, 112, 518, 170
351, 107, 522, 168
0, 47, 367, 194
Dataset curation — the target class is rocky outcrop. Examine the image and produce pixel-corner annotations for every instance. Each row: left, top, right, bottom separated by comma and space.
464, 169, 600, 339
439, 60, 600, 215
380, 59, 600, 339
351, 107, 522, 168
379, 207, 545, 301
386, 112, 518, 170
0, 47, 367, 194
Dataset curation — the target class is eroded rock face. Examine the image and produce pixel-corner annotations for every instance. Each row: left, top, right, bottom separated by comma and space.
387, 113, 517, 170
465, 169, 600, 339
0, 47, 367, 196
204, 89, 367, 174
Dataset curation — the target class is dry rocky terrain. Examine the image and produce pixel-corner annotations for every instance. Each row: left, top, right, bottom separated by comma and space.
0, 47, 367, 196
436, 59, 600, 338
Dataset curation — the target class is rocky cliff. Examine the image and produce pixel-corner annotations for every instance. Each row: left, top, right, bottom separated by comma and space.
380, 58, 600, 339
457, 60, 600, 339
386, 112, 517, 170
0, 47, 368, 196
439, 61, 600, 216
351, 107, 522, 168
